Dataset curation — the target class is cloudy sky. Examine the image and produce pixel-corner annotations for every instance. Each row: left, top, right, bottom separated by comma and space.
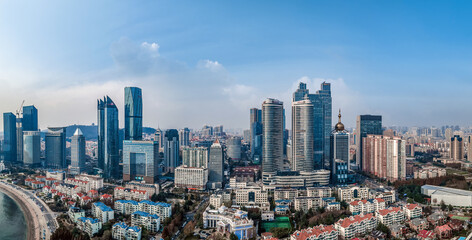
1, 1, 472, 131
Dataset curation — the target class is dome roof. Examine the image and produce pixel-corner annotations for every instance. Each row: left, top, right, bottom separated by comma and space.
335, 109, 345, 132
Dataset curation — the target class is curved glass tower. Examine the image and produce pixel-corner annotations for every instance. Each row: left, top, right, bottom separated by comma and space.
262, 98, 284, 185
124, 87, 143, 141
98, 96, 120, 179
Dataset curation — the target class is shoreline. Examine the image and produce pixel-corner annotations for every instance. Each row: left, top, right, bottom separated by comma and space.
0, 183, 39, 240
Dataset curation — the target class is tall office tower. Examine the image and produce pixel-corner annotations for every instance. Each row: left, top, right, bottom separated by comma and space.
23, 131, 40, 167
227, 136, 242, 161
468, 136, 472, 162
164, 129, 179, 173
262, 98, 284, 185
22, 105, 38, 131
124, 87, 143, 140
330, 110, 351, 184
45, 127, 66, 169
179, 128, 190, 147
445, 128, 453, 141
214, 125, 224, 136
355, 115, 382, 170
363, 135, 406, 181
451, 135, 464, 160
293, 82, 332, 169
249, 108, 263, 163
154, 128, 164, 151
16, 118, 23, 164
243, 130, 251, 144
208, 139, 224, 189
291, 97, 314, 171
97, 96, 120, 179
3, 113, 16, 162
202, 125, 213, 137
182, 146, 209, 168
123, 140, 159, 183
70, 128, 86, 175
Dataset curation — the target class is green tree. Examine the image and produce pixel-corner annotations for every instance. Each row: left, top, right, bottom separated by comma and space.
407, 198, 415, 204
440, 200, 447, 211
448, 204, 453, 212
230, 233, 239, 240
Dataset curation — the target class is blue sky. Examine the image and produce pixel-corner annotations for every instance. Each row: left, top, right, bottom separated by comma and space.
0, 1, 471, 130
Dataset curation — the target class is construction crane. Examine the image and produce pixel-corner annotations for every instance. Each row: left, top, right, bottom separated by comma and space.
16, 100, 25, 118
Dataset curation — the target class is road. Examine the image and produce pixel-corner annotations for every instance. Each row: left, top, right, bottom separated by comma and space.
172, 196, 208, 240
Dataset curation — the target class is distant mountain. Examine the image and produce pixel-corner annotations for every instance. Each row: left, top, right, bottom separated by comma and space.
66, 125, 157, 140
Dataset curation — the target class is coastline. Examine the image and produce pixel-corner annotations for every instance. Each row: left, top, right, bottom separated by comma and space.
0, 183, 39, 240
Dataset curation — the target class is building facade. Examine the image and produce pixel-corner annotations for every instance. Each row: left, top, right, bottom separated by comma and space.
123, 140, 159, 183
23, 131, 40, 167
45, 127, 66, 169
124, 87, 143, 141
291, 98, 314, 172
356, 115, 382, 169
182, 146, 208, 168
175, 166, 208, 190
164, 129, 179, 173
208, 139, 224, 189
70, 128, 86, 175
98, 96, 120, 179
262, 98, 284, 185
3, 112, 16, 162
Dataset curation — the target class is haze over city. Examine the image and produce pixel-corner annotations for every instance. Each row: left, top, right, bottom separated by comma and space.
1, 1, 472, 130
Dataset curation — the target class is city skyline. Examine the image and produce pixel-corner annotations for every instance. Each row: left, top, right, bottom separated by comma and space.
1, 1, 472, 130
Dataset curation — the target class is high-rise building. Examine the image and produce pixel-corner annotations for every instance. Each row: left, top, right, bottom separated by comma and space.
123, 140, 159, 183
70, 128, 86, 175
16, 118, 23, 164
164, 129, 179, 173
45, 127, 66, 169
291, 97, 314, 172
356, 115, 382, 170
23, 131, 40, 167
330, 110, 351, 184
451, 135, 464, 160
363, 135, 406, 182
182, 146, 208, 168
179, 128, 190, 147
293, 82, 332, 169
227, 136, 242, 161
208, 139, 224, 189
249, 108, 263, 163
214, 125, 224, 137
98, 96, 120, 179
3, 112, 16, 162
154, 128, 164, 151
22, 105, 38, 131
262, 98, 284, 185
468, 136, 472, 162
124, 87, 143, 141
201, 125, 213, 137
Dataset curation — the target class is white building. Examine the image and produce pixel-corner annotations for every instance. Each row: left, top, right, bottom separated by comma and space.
421, 185, 472, 207
210, 192, 231, 208
0, 160, 6, 172
403, 203, 422, 220
131, 211, 160, 232
235, 185, 269, 210
349, 198, 386, 215
46, 170, 66, 181
174, 166, 208, 190
414, 167, 446, 179
274, 188, 299, 201
68, 207, 85, 223
124, 181, 160, 196
294, 197, 322, 212
337, 185, 369, 202
307, 187, 332, 198
77, 217, 102, 237
291, 225, 338, 240
115, 200, 139, 215
376, 207, 405, 226
203, 206, 254, 240
92, 202, 114, 223
112, 222, 142, 240
75, 174, 104, 190
114, 187, 149, 201
335, 214, 377, 239
261, 211, 275, 221
115, 200, 171, 222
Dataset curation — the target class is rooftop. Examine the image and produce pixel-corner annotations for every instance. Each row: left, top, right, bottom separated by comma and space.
93, 202, 113, 212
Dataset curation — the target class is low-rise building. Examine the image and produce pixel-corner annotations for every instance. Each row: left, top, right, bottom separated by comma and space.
294, 197, 322, 212
435, 224, 452, 239
291, 225, 338, 240
114, 187, 149, 201
421, 185, 472, 207
115, 200, 171, 222
174, 166, 208, 190
427, 212, 446, 226
349, 198, 386, 215
235, 185, 269, 210
409, 218, 428, 232
335, 214, 377, 239
77, 217, 102, 237
307, 187, 332, 198
369, 188, 396, 204
203, 206, 254, 239
404, 203, 422, 220
68, 207, 85, 223
326, 202, 340, 211
115, 200, 139, 215
112, 222, 142, 240
124, 181, 159, 196
414, 167, 446, 179
261, 211, 275, 221
337, 185, 369, 202
376, 207, 405, 226
131, 211, 160, 232
274, 188, 299, 201
210, 192, 231, 208
46, 170, 65, 181
75, 174, 104, 190
92, 202, 114, 223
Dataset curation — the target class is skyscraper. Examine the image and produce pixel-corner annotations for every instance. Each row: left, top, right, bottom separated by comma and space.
45, 127, 66, 169
179, 128, 190, 147
182, 146, 208, 168
70, 128, 86, 175
123, 140, 159, 183
23, 131, 40, 167
16, 117, 23, 164
22, 105, 38, 131
262, 98, 284, 185
293, 82, 332, 169
291, 97, 314, 172
214, 125, 224, 136
98, 96, 120, 179
356, 115, 382, 170
363, 135, 406, 181
227, 136, 242, 161
330, 110, 351, 184
3, 112, 16, 162
154, 128, 164, 151
250, 108, 262, 163
164, 129, 179, 173
208, 139, 224, 189
124, 87, 143, 140
451, 135, 464, 160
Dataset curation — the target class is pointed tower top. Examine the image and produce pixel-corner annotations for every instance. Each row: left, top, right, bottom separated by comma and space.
335, 109, 345, 132
74, 128, 83, 136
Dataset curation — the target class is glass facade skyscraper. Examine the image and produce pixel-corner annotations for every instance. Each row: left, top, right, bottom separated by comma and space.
330, 111, 352, 184
23, 131, 40, 167
356, 115, 382, 170
45, 127, 66, 169
123, 140, 159, 183
124, 87, 143, 140
3, 112, 16, 163
249, 108, 262, 164
179, 128, 190, 147
208, 139, 223, 189
262, 98, 284, 185
164, 129, 179, 173
98, 96, 120, 179
22, 105, 38, 131
291, 98, 314, 172
293, 82, 332, 169
70, 128, 86, 175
